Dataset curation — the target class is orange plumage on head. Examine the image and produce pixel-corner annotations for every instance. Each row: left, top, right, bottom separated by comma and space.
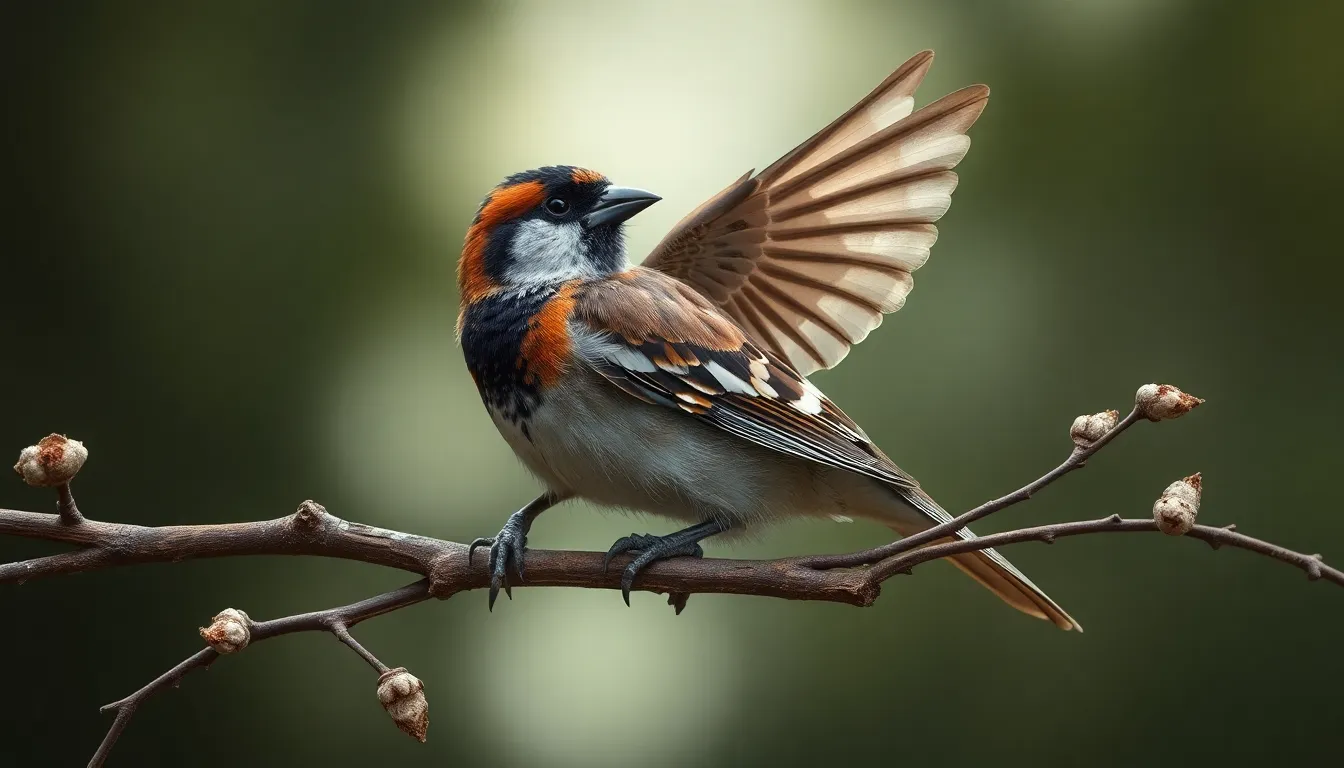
457, 180, 547, 308
569, 167, 606, 185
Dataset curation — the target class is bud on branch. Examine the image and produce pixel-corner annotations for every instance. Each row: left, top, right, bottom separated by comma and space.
199, 609, 252, 653
1153, 473, 1203, 536
13, 434, 87, 487
1135, 384, 1203, 422
1070, 410, 1120, 448
377, 667, 429, 742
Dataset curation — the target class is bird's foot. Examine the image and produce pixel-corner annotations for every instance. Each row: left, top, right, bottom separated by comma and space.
468, 510, 530, 611
603, 521, 725, 606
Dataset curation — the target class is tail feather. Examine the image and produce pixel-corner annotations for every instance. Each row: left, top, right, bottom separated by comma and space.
887, 488, 1081, 631
944, 547, 1080, 631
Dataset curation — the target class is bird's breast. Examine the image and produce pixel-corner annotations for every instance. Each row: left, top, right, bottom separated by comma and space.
459, 283, 578, 426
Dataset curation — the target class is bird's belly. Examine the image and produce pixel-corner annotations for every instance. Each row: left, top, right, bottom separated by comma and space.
488, 370, 845, 529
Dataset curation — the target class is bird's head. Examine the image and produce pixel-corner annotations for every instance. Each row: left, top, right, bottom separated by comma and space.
458, 165, 660, 304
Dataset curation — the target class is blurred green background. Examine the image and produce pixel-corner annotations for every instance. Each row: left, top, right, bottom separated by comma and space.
3, 1, 1341, 765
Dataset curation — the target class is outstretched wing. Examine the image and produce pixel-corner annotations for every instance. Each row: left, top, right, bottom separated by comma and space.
570, 269, 917, 491
643, 50, 987, 376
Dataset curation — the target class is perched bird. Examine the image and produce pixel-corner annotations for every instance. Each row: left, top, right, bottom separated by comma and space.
458, 50, 1078, 630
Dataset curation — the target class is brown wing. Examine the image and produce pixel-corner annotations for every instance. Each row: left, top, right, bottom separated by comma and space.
571, 269, 917, 491
572, 269, 1081, 631
643, 50, 987, 376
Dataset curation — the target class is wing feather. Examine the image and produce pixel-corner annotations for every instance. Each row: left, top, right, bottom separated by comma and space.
571, 271, 917, 491
643, 50, 987, 376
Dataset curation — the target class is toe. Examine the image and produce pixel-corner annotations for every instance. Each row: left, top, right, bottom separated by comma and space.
603, 535, 633, 572
510, 533, 528, 582
486, 540, 510, 611
468, 537, 493, 566
603, 533, 656, 572
619, 549, 660, 606
493, 549, 513, 601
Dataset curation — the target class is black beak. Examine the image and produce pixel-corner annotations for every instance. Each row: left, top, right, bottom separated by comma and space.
581, 186, 661, 229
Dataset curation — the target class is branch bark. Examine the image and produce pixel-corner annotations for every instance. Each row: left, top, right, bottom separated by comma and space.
2, 384, 1338, 766
0, 503, 883, 604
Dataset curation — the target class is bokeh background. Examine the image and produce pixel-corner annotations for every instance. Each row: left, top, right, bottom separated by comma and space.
3, 1, 1341, 765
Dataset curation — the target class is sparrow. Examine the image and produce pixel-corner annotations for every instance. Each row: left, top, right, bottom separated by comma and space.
458, 50, 1079, 630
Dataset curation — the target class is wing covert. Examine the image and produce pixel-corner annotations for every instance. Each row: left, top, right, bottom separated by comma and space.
571, 270, 918, 491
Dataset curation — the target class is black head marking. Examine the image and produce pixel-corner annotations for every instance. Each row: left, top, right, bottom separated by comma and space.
476, 166, 626, 282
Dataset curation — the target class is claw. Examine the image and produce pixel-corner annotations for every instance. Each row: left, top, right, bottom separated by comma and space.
601, 527, 716, 605
620, 559, 641, 605
603, 533, 647, 573
619, 549, 654, 604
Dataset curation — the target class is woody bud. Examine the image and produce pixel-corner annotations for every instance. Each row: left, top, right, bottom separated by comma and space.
1135, 384, 1204, 422
1070, 410, 1120, 448
377, 667, 428, 742
13, 434, 88, 487
1153, 473, 1203, 536
199, 608, 252, 653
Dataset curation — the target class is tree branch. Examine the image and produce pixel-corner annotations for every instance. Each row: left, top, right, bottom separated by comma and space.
0, 504, 880, 604
3, 384, 1338, 765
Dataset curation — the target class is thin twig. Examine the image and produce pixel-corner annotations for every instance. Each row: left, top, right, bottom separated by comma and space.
56, 482, 83, 523
331, 623, 391, 674
90, 648, 219, 767
868, 515, 1344, 586
806, 407, 1144, 570
87, 581, 429, 768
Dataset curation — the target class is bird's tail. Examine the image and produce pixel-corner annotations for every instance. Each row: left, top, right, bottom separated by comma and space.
886, 488, 1081, 631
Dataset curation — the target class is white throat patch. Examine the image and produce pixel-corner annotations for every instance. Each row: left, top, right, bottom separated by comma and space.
506, 219, 599, 287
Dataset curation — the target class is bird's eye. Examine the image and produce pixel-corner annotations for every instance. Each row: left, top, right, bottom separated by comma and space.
545, 198, 570, 216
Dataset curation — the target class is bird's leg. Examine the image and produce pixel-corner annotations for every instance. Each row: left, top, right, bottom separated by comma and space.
603, 519, 729, 608
470, 491, 569, 610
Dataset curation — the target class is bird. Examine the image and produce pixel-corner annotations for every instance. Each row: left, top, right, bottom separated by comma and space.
457, 50, 1079, 630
